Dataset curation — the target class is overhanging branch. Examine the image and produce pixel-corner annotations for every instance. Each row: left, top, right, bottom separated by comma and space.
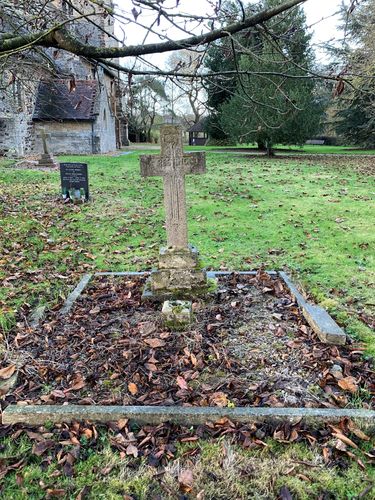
0, 0, 306, 59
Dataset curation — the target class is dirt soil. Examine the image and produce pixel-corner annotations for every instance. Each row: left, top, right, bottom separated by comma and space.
3, 271, 374, 410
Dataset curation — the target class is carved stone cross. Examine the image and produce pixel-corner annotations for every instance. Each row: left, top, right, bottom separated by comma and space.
38, 128, 50, 154
140, 125, 206, 249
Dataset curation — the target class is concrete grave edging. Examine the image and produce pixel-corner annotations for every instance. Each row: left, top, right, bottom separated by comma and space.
279, 272, 346, 345
57, 270, 346, 346
2, 405, 374, 430
59, 273, 93, 315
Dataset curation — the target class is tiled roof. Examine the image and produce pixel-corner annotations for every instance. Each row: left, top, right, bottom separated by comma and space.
188, 118, 208, 133
33, 80, 98, 121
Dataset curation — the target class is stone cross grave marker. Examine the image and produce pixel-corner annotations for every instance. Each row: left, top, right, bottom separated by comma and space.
140, 125, 209, 299
36, 128, 57, 168
140, 124, 206, 248
39, 128, 49, 154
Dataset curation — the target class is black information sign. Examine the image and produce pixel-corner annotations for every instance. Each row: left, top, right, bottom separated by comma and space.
60, 163, 89, 202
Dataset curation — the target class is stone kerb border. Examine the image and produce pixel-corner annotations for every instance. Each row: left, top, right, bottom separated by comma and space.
2, 405, 375, 430
9, 269, 356, 428
279, 272, 346, 345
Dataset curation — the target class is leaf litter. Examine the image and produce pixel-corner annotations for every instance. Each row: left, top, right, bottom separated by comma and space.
2, 271, 373, 410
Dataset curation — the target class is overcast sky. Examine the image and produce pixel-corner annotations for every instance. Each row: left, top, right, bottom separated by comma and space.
115, 0, 344, 67
304, 0, 342, 49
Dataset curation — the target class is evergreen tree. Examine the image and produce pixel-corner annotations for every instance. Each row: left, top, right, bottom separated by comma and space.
334, 0, 375, 147
205, 0, 324, 152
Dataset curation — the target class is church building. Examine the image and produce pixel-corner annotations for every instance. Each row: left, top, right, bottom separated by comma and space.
0, 1, 127, 157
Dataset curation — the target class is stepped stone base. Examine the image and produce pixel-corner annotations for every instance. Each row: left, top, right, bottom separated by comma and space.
158, 246, 200, 269
143, 246, 213, 301
37, 153, 58, 168
152, 268, 207, 291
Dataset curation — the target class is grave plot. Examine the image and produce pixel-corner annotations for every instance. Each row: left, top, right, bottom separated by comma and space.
3, 271, 374, 414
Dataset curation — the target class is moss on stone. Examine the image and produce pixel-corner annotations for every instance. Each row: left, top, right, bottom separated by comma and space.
163, 319, 189, 331
206, 277, 219, 293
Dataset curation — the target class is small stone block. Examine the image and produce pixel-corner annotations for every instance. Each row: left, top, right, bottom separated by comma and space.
162, 300, 192, 328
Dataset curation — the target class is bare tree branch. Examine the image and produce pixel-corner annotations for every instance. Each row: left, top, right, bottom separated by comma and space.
0, 1, 307, 59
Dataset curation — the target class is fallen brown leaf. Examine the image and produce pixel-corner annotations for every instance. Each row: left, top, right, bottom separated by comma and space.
338, 377, 358, 393
0, 364, 16, 379
332, 432, 358, 449
117, 419, 128, 430
144, 338, 166, 348
351, 427, 370, 441
209, 392, 228, 407
176, 375, 188, 390
322, 447, 330, 463
46, 489, 66, 498
178, 468, 193, 493
32, 440, 55, 456
89, 306, 100, 315
128, 382, 138, 395
347, 420, 370, 441
82, 429, 93, 439
144, 363, 157, 372
68, 376, 86, 391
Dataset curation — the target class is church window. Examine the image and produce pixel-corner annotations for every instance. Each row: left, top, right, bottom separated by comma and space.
62, 1, 73, 16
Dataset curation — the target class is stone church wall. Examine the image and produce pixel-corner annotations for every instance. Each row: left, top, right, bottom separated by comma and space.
0, 76, 39, 156
34, 122, 93, 155
92, 71, 117, 153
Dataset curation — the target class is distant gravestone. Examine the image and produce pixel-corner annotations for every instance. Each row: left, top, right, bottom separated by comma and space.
36, 128, 58, 168
59, 162, 89, 202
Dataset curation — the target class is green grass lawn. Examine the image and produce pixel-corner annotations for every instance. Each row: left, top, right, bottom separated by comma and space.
0, 152, 374, 498
282, 144, 375, 155
182, 144, 375, 155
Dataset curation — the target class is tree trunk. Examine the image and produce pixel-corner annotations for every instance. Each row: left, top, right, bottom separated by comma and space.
266, 140, 275, 157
